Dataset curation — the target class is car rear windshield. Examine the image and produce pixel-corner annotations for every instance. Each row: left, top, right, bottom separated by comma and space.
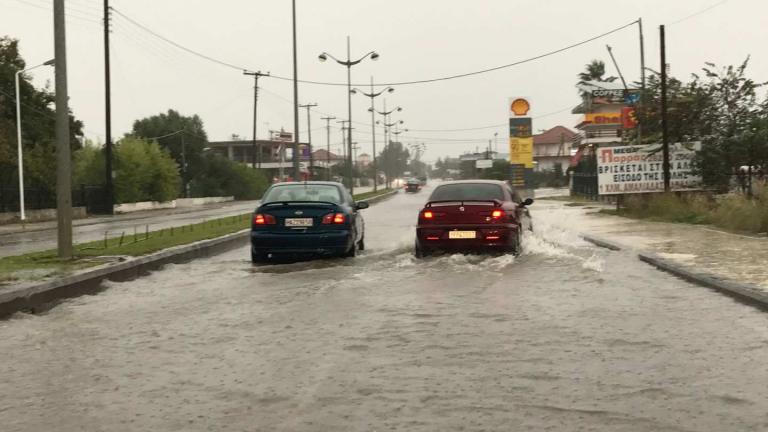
262, 184, 343, 204
429, 183, 504, 201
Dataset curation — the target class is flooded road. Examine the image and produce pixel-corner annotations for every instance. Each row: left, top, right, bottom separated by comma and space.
1, 187, 768, 431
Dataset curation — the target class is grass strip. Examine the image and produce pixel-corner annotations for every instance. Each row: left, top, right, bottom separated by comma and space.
353, 188, 395, 201
0, 213, 252, 285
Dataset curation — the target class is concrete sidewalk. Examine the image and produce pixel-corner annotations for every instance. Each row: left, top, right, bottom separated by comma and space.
538, 199, 768, 291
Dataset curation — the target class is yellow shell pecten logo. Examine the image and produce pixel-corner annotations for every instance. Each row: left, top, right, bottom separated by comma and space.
510, 98, 530, 116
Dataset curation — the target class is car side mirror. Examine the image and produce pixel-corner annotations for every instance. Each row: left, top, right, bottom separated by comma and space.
355, 201, 370, 210
522, 198, 534, 207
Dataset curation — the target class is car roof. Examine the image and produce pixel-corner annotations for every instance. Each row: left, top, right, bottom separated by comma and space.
436, 179, 508, 186
269, 181, 343, 187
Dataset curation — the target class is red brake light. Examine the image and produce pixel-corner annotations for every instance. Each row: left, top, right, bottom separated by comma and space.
423, 210, 434, 219
322, 213, 346, 224
254, 213, 276, 225
491, 210, 504, 219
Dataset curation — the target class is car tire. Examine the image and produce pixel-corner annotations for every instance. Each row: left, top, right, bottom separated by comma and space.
510, 228, 523, 256
358, 234, 365, 251
251, 250, 267, 263
414, 242, 430, 258
344, 238, 357, 258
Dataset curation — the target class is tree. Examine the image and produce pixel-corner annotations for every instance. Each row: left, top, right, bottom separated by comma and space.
379, 142, 410, 184
131, 109, 208, 195
577, 60, 617, 85
191, 153, 268, 200
0, 36, 84, 199
109, 138, 180, 203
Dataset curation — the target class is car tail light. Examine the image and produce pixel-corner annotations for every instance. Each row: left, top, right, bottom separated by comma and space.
254, 213, 276, 225
491, 209, 504, 219
426, 235, 440, 240
322, 213, 346, 224
422, 210, 434, 219
485, 235, 501, 240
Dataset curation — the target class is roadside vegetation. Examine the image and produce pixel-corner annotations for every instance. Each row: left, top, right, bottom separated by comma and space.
600, 188, 768, 234
0, 213, 251, 285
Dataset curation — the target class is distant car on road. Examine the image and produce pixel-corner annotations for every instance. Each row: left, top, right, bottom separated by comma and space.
414, 180, 533, 257
251, 182, 368, 262
404, 179, 422, 193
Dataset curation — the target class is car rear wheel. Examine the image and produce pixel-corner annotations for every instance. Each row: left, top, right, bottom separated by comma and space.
357, 234, 365, 251
414, 241, 430, 258
510, 228, 523, 256
251, 250, 267, 263
343, 236, 357, 258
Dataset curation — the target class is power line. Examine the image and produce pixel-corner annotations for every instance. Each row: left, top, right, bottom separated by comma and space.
112, 7, 638, 87
669, 0, 731, 25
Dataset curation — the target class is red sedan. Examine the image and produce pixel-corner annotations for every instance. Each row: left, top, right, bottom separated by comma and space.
415, 180, 533, 257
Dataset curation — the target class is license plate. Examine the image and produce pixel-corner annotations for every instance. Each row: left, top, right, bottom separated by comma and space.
449, 230, 476, 239
285, 218, 313, 227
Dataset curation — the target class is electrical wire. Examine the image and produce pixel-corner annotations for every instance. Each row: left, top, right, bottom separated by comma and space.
111, 7, 638, 88
668, 0, 731, 25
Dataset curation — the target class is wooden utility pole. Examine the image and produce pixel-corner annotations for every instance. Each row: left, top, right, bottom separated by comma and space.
321, 116, 336, 180
299, 103, 318, 179
660, 25, 671, 192
54, 0, 72, 258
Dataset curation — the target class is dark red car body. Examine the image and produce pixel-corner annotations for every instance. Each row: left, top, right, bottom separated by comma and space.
415, 180, 533, 256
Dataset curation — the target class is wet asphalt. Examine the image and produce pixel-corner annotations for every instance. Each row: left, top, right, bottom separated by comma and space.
1, 186, 767, 431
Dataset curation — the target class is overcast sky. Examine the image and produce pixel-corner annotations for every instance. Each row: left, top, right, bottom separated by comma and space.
3, 0, 767, 162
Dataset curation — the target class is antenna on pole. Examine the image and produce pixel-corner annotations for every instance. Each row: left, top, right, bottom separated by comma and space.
606, 45, 629, 91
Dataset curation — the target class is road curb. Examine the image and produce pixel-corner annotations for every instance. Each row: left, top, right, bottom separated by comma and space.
638, 252, 768, 311
581, 234, 623, 251
0, 230, 249, 319
359, 189, 399, 204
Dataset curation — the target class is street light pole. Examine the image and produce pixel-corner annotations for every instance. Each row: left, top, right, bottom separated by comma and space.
104, 0, 114, 214
243, 70, 269, 169
353, 78, 394, 192
319, 39, 379, 194
15, 59, 54, 221
291, 0, 301, 181
321, 116, 336, 180
299, 103, 318, 179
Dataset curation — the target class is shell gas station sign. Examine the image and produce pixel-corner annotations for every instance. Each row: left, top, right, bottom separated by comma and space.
509, 97, 534, 169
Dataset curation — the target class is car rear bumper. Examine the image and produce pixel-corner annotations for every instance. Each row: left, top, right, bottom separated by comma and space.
251, 230, 352, 256
416, 225, 518, 251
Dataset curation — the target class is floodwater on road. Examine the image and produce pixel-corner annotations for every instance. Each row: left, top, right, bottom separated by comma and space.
1, 186, 767, 431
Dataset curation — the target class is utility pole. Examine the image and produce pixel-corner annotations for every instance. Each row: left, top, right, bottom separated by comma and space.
181, 133, 189, 198
291, 0, 301, 181
321, 116, 336, 180
243, 70, 269, 169
299, 103, 318, 180
638, 18, 646, 145
338, 120, 349, 177
660, 25, 671, 192
606, 45, 628, 90
103, 0, 114, 214
54, 0, 72, 258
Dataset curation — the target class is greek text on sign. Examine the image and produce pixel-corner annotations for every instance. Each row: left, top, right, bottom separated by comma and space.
597, 142, 702, 195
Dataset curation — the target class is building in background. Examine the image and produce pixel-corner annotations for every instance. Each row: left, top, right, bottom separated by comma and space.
533, 126, 576, 172
356, 153, 371, 168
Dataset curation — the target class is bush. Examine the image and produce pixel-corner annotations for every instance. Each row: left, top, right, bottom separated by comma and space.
190, 154, 268, 200
710, 187, 768, 233
617, 187, 768, 233
113, 138, 180, 203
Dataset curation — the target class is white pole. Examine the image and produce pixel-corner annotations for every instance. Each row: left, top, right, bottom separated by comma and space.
15, 71, 25, 221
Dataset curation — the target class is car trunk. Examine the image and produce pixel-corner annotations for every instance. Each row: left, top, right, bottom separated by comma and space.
259, 203, 343, 233
425, 201, 499, 225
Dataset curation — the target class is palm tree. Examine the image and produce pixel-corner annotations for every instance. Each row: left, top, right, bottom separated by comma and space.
578, 60, 617, 84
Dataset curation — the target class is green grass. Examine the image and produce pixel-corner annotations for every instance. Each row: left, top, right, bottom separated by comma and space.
353, 188, 396, 201
537, 195, 597, 203
600, 189, 768, 234
0, 213, 252, 286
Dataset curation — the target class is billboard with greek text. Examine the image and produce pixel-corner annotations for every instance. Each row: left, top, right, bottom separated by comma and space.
597, 142, 702, 195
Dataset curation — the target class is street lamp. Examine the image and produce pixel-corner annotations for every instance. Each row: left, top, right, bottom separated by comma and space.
318, 37, 379, 195
15, 58, 55, 221
351, 80, 394, 192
